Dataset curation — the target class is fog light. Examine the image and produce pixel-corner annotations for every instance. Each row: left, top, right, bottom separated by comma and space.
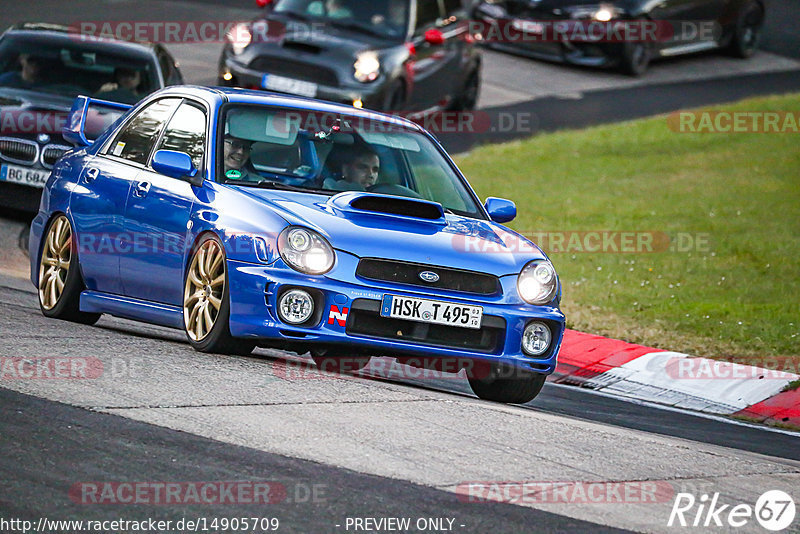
278, 289, 314, 324
522, 321, 551, 356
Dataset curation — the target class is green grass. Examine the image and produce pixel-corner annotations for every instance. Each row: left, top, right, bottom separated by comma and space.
455, 93, 800, 366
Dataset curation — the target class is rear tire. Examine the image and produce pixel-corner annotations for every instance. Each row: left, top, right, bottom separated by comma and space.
38, 214, 100, 325
727, 1, 763, 58
467, 363, 547, 404
183, 234, 255, 355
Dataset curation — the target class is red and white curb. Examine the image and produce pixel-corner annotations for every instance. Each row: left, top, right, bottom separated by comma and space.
552, 330, 800, 429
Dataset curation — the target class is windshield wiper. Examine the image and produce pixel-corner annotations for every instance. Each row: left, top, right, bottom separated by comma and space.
276, 10, 311, 21
327, 19, 384, 38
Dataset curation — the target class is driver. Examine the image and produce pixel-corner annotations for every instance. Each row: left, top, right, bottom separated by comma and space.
96, 67, 143, 104
324, 144, 380, 191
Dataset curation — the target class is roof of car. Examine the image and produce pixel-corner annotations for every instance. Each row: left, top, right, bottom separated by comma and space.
220, 87, 423, 131
3, 23, 158, 60
151, 85, 423, 131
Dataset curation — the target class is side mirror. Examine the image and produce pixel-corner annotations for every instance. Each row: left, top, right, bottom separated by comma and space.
424, 28, 445, 46
152, 150, 203, 186
485, 197, 516, 223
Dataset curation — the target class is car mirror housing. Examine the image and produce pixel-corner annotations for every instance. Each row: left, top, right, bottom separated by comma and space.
485, 197, 516, 223
424, 28, 445, 46
152, 150, 202, 186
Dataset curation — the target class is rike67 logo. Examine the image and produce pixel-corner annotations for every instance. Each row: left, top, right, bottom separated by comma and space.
668, 490, 795, 531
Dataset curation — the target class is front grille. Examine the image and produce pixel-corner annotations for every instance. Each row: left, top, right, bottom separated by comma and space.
41, 144, 70, 169
0, 137, 38, 165
356, 258, 500, 295
346, 299, 505, 353
249, 56, 339, 87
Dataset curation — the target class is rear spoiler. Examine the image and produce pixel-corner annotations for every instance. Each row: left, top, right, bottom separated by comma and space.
63, 96, 132, 147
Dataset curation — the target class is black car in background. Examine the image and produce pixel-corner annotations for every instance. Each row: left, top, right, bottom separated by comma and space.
0, 23, 183, 211
218, 0, 481, 112
472, 0, 764, 74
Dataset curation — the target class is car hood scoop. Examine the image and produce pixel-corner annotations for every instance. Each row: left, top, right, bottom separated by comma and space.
281, 40, 324, 54
328, 192, 447, 225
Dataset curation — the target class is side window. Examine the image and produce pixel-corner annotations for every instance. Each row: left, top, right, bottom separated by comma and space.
108, 98, 180, 165
441, 0, 462, 17
415, 0, 441, 31
156, 102, 206, 171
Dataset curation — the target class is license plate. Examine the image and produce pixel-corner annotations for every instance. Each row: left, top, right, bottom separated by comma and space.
262, 74, 318, 98
381, 295, 483, 329
0, 163, 49, 188
511, 19, 545, 34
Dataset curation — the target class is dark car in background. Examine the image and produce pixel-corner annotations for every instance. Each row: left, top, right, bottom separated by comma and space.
218, 0, 481, 113
0, 23, 183, 211
472, 0, 764, 74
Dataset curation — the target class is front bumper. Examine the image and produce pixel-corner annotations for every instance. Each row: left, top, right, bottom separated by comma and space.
227, 258, 565, 374
219, 54, 391, 110
475, 15, 626, 68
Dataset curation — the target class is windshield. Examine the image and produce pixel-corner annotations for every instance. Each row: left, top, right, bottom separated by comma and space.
0, 36, 158, 103
219, 105, 484, 218
274, 0, 409, 38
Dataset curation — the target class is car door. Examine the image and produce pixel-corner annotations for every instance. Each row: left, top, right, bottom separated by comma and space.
408, 0, 453, 110
437, 0, 472, 106
649, 0, 722, 47
155, 44, 185, 86
69, 97, 181, 295
119, 99, 207, 305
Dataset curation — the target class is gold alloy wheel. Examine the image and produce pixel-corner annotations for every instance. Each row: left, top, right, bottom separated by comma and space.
183, 239, 225, 341
39, 215, 72, 310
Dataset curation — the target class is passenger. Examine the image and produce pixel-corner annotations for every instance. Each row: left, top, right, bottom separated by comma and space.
0, 54, 44, 89
222, 135, 259, 181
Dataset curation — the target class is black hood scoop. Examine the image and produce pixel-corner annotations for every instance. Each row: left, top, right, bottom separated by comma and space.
281, 40, 324, 54
328, 192, 447, 224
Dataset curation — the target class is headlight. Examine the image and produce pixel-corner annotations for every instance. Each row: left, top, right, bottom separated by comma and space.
567, 4, 624, 20
354, 51, 380, 83
227, 23, 252, 54
517, 260, 558, 305
278, 227, 335, 275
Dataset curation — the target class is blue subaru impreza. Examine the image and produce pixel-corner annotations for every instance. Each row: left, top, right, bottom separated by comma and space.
29, 86, 564, 404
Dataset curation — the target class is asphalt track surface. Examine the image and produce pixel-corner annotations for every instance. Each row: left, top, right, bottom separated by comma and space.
0, 272, 798, 533
1, 388, 627, 533
1, 1, 800, 532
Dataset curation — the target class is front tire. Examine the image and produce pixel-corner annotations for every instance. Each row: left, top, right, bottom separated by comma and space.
727, 1, 763, 58
38, 214, 100, 325
183, 234, 255, 355
619, 40, 651, 76
382, 79, 406, 114
467, 364, 547, 404
449, 69, 480, 111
